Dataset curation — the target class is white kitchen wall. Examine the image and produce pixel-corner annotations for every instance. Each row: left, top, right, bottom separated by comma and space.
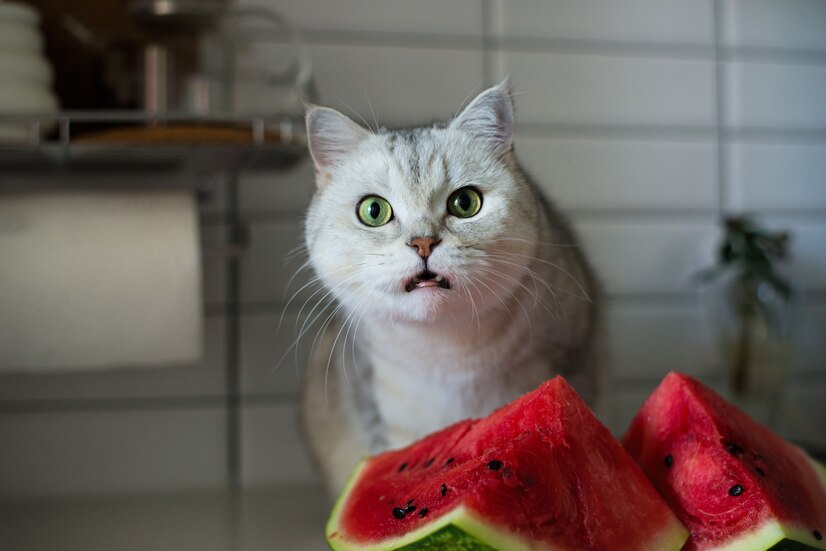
1, 0, 824, 500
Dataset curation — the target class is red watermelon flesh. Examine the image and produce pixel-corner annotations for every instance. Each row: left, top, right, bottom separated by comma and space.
622, 372, 826, 551
327, 376, 688, 551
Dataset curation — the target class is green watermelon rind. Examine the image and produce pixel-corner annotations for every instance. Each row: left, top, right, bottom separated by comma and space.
326, 460, 690, 551
692, 455, 826, 551
326, 460, 536, 551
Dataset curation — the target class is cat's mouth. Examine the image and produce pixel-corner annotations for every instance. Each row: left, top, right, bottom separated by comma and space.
405, 270, 450, 292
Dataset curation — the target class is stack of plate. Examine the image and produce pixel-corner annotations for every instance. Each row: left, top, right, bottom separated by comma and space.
0, 1, 58, 142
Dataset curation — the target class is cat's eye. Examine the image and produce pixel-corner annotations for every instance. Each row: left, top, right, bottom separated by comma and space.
447, 187, 483, 218
357, 195, 394, 227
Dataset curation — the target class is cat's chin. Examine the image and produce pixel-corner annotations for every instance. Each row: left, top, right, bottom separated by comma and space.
386, 288, 455, 324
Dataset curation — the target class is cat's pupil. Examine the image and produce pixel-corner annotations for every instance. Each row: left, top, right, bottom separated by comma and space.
458, 193, 471, 211
369, 202, 381, 219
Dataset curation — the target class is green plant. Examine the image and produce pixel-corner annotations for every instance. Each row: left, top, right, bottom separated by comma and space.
695, 216, 793, 395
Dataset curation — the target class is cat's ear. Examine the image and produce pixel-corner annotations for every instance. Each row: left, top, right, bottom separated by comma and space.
450, 79, 514, 156
306, 106, 370, 171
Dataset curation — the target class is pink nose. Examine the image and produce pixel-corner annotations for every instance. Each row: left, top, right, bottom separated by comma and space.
409, 236, 440, 258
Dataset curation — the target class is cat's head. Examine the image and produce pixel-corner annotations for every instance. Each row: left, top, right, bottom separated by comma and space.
303, 81, 541, 324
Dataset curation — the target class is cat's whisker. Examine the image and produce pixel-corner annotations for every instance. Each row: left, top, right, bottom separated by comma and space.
271, 272, 364, 374
461, 237, 581, 249
283, 243, 309, 263
328, 293, 369, 396
492, 251, 593, 303
466, 273, 513, 321
474, 266, 533, 328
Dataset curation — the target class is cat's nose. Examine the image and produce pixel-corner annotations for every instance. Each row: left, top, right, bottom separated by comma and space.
408, 236, 441, 258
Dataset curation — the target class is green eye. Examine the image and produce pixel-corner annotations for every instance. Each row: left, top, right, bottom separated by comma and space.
357, 195, 393, 227
447, 187, 483, 218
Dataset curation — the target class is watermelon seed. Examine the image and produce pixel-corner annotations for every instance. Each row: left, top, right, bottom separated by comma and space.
419, 508, 429, 518
814, 530, 822, 541
392, 507, 406, 519
487, 460, 504, 471
398, 463, 408, 472
664, 455, 673, 468
424, 458, 435, 468
755, 467, 765, 476
441, 483, 447, 496
723, 441, 745, 457
729, 484, 744, 496
406, 505, 417, 514
446, 458, 455, 466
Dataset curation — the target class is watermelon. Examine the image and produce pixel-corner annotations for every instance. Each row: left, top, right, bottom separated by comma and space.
326, 376, 688, 551
622, 371, 826, 551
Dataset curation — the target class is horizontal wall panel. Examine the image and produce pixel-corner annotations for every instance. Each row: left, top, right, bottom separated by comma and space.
0, 408, 226, 499
607, 302, 712, 381
723, 0, 826, 51
499, 52, 715, 127
494, 0, 713, 45
575, 220, 718, 295
794, 304, 826, 375
239, 161, 315, 215
202, 224, 228, 306
777, 381, 826, 449
241, 313, 312, 397
239, 0, 483, 38
729, 143, 826, 210
0, 494, 234, 551
241, 405, 319, 487
241, 221, 309, 305
724, 62, 826, 129
517, 137, 718, 210
0, 317, 225, 403
310, 44, 484, 127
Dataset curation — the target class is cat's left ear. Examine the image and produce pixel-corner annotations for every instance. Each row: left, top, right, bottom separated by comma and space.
306, 106, 370, 172
449, 79, 514, 157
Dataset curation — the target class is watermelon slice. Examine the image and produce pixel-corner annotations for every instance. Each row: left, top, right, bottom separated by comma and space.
622, 371, 826, 551
326, 376, 688, 550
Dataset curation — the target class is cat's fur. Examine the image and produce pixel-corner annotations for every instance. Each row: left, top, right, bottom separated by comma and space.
299, 82, 604, 495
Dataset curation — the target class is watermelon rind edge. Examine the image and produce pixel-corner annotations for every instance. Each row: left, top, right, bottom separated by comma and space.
682, 451, 826, 551
325, 459, 690, 551
325, 457, 539, 551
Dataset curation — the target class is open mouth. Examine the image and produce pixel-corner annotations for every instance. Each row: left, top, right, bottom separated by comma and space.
405, 270, 450, 292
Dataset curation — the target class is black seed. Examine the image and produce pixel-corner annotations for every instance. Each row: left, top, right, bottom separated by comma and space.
424, 458, 435, 468
398, 462, 408, 473
446, 458, 455, 466
724, 441, 746, 457
405, 505, 417, 514
406, 499, 414, 506
814, 530, 822, 541
392, 508, 406, 519
440, 484, 447, 496
729, 484, 744, 496
369, 202, 381, 220
419, 508, 429, 518
487, 460, 504, 471
664, 455, 673, 468
755, 467, 766, 476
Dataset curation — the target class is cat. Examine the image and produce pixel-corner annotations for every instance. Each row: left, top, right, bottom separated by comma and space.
298, 81, 604, 496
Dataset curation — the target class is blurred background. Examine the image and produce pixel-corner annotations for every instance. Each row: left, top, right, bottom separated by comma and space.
0, 0, 824, 549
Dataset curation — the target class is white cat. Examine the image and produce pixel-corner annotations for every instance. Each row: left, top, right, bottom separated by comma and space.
299, 81, 604, 495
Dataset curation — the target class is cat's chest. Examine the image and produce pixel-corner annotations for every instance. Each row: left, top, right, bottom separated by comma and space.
368, 352, 546, 449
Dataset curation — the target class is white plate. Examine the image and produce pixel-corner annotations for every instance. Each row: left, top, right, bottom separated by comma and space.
0, 51, 52, 84
0, 22, 43, 53
0, 1, 39, 25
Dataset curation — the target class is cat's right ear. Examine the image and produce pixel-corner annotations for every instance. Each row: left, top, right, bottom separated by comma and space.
306, 106, 370, 174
